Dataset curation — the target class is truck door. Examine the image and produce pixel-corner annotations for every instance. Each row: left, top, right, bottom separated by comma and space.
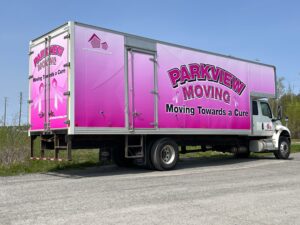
127, 50, 156, 129
29, 31, 69, 131
252, 100, 274, 136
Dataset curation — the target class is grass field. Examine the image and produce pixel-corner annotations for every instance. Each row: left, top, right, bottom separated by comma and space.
0, 149, 100, 176
0, 128, 299, 176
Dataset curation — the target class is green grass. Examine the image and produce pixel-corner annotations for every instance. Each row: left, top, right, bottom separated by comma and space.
180, 148, 232, 159
291, 143, 300, 152
0, 149, 100, 176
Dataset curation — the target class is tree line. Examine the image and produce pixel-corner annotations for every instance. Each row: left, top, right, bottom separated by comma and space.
269, 77, 300, 139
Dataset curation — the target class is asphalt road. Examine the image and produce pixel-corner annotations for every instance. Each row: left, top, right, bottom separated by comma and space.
1, 153, 300, 225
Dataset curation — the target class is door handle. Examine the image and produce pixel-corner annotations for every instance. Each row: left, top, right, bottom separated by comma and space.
48, 111, 54, 117
38, 112, 44, 118
262, 123, 264, 130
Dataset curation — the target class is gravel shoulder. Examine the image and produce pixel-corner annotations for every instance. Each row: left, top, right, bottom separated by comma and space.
1, 153, 300, 225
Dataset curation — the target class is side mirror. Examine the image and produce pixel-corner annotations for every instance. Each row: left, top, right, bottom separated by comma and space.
277, 105, 282, 120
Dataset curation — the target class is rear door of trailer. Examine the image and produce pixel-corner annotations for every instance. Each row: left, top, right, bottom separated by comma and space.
29, 25, 70, 132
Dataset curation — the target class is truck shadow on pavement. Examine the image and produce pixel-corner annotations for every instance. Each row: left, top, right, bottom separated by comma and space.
43, 154, 293, 179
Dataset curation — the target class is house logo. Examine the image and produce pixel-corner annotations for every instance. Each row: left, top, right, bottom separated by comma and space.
88, 34, 108, 50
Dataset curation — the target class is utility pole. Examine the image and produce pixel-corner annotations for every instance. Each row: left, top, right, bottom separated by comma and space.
19, 92, 23, 126
4, 97, 7, 126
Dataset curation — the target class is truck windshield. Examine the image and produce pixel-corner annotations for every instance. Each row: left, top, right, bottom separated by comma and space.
260, 102, 272, 118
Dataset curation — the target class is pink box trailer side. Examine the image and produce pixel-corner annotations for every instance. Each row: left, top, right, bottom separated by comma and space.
28, 22, 291, 170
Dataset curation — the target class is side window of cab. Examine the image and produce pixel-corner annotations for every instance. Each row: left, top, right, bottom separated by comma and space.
252, 101, 258, 115
260, 102, 272, 118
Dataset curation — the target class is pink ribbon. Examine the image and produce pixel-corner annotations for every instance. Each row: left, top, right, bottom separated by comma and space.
51, 78, 63, 110
34, 83, 44, 113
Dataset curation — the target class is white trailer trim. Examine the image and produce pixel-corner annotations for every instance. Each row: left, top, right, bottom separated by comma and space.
68, 21, 75, 135
73, 127, 251, 135
73, 22, 276, 69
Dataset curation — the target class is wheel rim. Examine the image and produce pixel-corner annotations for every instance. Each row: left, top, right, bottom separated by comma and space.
161, 145, 176, 165
280, 141, 289, 155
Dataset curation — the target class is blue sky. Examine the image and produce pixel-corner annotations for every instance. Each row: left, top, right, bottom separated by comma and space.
0, 0, 299, 123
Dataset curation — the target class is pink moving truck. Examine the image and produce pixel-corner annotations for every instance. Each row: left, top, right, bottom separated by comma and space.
28, 22, 291, 170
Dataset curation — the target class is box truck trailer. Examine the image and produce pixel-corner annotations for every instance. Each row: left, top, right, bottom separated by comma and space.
28, 21, 291, 170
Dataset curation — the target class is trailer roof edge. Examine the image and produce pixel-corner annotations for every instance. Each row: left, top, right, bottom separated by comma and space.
31, 21, 276, 69
30, 22, 69, 43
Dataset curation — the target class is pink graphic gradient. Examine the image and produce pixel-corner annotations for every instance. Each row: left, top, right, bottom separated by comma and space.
74, 26, 125, 127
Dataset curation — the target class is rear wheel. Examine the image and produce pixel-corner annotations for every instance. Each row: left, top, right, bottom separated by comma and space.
274, 137, 290, 159
144, 139, 155, 170
151, 138, 179, 171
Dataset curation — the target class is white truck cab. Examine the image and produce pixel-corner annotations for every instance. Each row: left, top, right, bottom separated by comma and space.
250, 99, 291, 159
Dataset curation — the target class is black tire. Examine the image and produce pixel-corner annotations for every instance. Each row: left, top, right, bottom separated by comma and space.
144, 139, 155, 170
150, 138, 179, 171
112, 143, 132, 167
274, 137, 290, 159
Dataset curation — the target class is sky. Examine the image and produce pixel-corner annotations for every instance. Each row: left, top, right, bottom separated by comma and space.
0, 0, 299, 123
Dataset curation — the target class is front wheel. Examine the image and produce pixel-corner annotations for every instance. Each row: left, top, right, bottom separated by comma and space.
151, 138, 179, 171
274, 137, 290, 159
